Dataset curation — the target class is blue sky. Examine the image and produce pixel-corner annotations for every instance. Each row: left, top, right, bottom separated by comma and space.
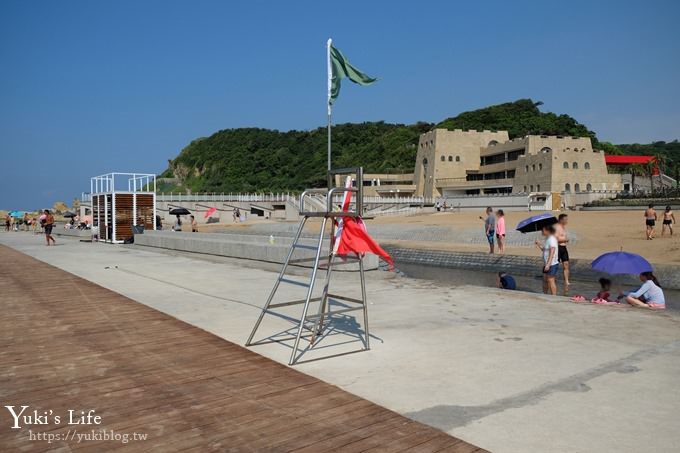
1, 0, 679, 209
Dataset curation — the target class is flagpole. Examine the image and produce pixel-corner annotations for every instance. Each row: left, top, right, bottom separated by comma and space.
327, 38, 332, 172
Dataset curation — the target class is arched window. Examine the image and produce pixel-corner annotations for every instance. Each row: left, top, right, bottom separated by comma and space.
441, 156, 445, 162
523, 185, 527, 192
586, 183, 592, 191
585, 162, 591, 170
525, 165, 529, 172
563, 162, 569, 169
575, 183, 581, 192
572, 162, 578, 169
422, 158, 428, 165
538, 163, 543, 170
530, 185, 534, 192
565, 183, 571, 193
537, 184, 541, 191
448, 156, 453, 162
532, 164, 536, 171
455, 156, 460, 162
540, 147, 552, 153
488, 140, 499, 146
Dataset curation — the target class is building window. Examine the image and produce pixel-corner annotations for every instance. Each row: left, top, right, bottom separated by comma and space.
586, 183, 592, 191
532, 164, 536, 171
585, 162, 590, 170
525, 165, 529, 172
540, 147, 552, 153
422, 158, 428, 165
448, 156, 453, 162
489, 140, 499, 146
565, 183, 571, 193
530, 185, 534, 192
537, 184, 541, 191
539, 163, 543, 170
563, 162, 569, 169
573, 162, 578, 169
575, 183, 581, 192
523, 185, 527, 192
441, 156, 445, 162
455, 156, 460, 162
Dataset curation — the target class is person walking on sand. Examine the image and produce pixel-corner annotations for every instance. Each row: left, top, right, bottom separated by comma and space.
555, 213, 570, 295
43, 209, 56, 246
535, 224, 559, 296
479, 207, 495, 254
190, 215, 198, 233
4, 213, 10, 232
661, 206, 675, 236
495, 209, 506, 253
644, 204, 657, 240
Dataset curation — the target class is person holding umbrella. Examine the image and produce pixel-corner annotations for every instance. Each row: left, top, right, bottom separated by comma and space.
535, 225, 559, 295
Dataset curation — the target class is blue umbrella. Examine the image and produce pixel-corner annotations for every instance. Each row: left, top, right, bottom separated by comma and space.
516, 213, 557, 233
8, 210, 25, 218
591, 251, 652, 275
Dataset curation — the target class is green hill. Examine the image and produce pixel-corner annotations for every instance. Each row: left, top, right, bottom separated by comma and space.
162, 99, 677, 193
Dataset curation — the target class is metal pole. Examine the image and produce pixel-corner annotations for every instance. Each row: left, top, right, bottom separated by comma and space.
327, 38, 332, 172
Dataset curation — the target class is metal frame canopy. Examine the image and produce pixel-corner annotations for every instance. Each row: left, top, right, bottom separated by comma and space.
90, 173, 157, 244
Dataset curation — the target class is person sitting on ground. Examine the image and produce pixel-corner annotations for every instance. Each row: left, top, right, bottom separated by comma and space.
622, 272, 665, 309
595, 278, 612, 301
497, 272, 516, 290
661, 206, 675, 236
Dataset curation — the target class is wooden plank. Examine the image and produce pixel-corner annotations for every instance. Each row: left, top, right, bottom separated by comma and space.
0, 244, 485, 452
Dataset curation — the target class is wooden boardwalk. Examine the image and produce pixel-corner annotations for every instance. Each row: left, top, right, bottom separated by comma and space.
0, 244, 486, 452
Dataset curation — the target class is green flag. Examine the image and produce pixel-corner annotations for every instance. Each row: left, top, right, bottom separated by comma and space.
328, 43, 377, 106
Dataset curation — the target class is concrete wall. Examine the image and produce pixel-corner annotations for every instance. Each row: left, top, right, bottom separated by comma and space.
134, 231, 378, 270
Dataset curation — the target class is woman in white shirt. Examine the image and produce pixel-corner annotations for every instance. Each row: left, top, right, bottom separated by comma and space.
535, 224, 559, 295
624, 272, 665, 309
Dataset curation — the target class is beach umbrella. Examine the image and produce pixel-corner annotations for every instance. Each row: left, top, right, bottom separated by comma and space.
204, 207, 217, 219
169, 207, 191, 216
516, 213, 558, 233
9, 210, 24, 218
591, 251, 652, 275
63, 211, 77, 218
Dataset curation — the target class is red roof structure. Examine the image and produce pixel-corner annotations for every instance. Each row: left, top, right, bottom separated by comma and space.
604, 155, 656, 165
604, 155, 659, 175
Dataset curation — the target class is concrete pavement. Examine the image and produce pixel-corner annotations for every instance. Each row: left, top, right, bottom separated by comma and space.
1, 231, 679, 453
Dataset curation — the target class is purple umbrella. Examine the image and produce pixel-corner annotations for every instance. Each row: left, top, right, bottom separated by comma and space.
591, 251, 652, 275
516, 213, 558, 233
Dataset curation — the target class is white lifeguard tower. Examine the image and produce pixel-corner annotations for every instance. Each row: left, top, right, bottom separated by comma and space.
90, 173, 157, 243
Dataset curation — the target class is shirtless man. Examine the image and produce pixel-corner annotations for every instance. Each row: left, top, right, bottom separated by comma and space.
661, 206, 675, 236
644, 204, 657, 240
554, 213, 570, 295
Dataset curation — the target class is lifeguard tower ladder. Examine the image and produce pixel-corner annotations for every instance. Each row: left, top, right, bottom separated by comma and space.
246, 167, 370, 365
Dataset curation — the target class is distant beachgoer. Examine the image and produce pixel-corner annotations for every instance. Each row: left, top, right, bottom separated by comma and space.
173, 215, 182, 232
4, 213, 10, 232
495, 209, 506, 253
535, 224, 558, 295
661, 206, 675, 236
190, 215, 198, 233
435, 201, 441, 212
644, 204, 657, 240
155, 214, 162, 230
555, 213, 570, 295
497, 272, 516, 290
23, 213, 29, 231
622, 272, 665, 309
44, 209, 56, 246
479, 207, 495, 254
234, 208, 241, 223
